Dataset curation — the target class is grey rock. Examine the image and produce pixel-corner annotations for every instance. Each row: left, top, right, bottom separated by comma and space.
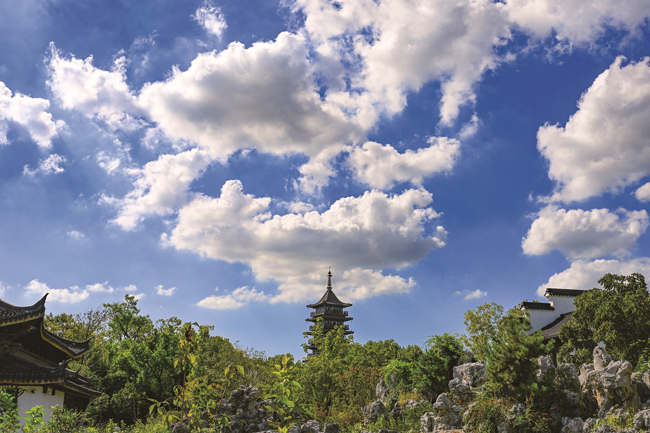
362, 400, 388, 425
376, 377, 389, 402
420, 412, 436, 433
634, 409, 650, 431
558, 363, 582, 392
583, 359, 640, 418
594, 347, 612, 370
452, 361, 487, 388
323, 423, 339, 433
288, 426, 301, 433
561, 417, 584, 433
583, 418, 597, 433
431, 394, 462, 430
301, 420, 321, 433
579, 363, 595, 387
537, 355, 556, 380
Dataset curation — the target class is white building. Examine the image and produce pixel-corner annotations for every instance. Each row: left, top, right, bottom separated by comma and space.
521, 288, 585, 340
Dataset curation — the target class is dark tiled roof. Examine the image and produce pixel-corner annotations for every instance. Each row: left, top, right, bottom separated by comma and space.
42, 328, 91, 357
521, 301, 554, 311
0, 295, 47, 324
544, 288, 586, 297
540, 311, 573, 340
307, 288, 352, 308
0, 353, 100, 397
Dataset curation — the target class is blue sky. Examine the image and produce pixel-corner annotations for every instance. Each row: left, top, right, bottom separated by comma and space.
1, 0, 650, 359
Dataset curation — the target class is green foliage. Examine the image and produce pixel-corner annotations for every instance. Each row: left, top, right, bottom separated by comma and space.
0, 390, 20, 433
47, 406, 87, 433
364, 402, 433, 433
463, 396, 551, 433
462, 303, 528, 361
594, 413, 635, 430
485, 314, 553, 402
265, 355, 303, 433
559, 273, 650, 366
22, 406, 45, 433
411, 333, 465, 401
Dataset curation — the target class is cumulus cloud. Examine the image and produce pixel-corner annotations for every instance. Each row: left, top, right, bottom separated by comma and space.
24, 279, 89, 303
0, 81, 62, 148
86, 282, 115, 293
636, 183, 650, 202
197, 286, 269, 309
155, 285, 176, 296
23, 154, 68, 176
193, 2, 227, 38
536, 257, 650, 296
503, 0, 650, 44
347, 137, 460, 190
296, 0, 511, 127
47, 44, 143, 130
455, 289, 487, 300
139, 33, 362, 158
165, 179, 446, 303
66, 230, 87, 240
522, 205, 649, 259
123, 284, 138, 292
104, 148, 213, 230
0, 281, 6, 297
537, 57, 650, 203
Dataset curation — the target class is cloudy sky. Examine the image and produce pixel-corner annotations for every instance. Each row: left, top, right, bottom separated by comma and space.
1, 0, 650, 358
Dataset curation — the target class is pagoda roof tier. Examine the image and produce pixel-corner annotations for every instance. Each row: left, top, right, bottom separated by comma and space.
41, 328, 91, 358
306, 315, 352, 323
0, 353, 101, 398
306, 271, 352, 308
0, 294, 47, 325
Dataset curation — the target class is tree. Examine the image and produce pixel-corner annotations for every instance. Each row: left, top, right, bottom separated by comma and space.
463, 302, 526, 361
558, 273, 650, 366
486, 314, 552, 402
411, 333, 465, 400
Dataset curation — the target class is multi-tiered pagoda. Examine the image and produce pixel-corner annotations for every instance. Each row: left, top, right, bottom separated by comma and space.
0, 294, 100, 421
305, 270, 353, 355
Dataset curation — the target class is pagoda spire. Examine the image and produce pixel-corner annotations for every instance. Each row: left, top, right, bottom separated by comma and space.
305, 269, 353, 355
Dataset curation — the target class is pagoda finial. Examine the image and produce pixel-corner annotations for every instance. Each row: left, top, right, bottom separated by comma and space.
327, 268, 332, 290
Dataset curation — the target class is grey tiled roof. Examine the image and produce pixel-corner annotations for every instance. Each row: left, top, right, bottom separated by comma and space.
540, 311, 573, 340
544, 288, 586, 297
521, 301, 554, 311
0, 295, 47, 324
307, 288, 352, 308
0, 353, 100, 397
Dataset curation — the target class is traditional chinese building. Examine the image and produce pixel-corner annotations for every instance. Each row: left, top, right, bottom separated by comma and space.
0, 294, 100, 421
305, 270, 353, 355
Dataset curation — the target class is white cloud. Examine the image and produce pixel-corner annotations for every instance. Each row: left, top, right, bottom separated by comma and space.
455, 289, 487, 300
0, 81, 62, 148
97, 139, 131, 174
0, 281, 6, 297
86, 282, 115, 293
347, 137, 460, 190
636, 182, 650, 202
193, 2, 227, 38
23, 154, 68, 176
139, 33, 362, 158
197, 286, 271, 310
133, 293, 146, 300
522, 205, 649, 259
47, 44, 143, 130
155, 285, 176, 296
296, 0, 511, 127
537, 57, 650, 203
536, 257, 650, 296
503, 0, 650, 44
165, 179, 446, 303
24, 279, 89, 303
123, 284, 138, 292
105, 148, 213, 230
66, 230, 86, 240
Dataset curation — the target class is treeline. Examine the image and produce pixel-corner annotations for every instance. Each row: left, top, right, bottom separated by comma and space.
9, 272, 650, 432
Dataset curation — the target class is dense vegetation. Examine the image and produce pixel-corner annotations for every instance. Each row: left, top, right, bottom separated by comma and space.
2, 272, 650, 432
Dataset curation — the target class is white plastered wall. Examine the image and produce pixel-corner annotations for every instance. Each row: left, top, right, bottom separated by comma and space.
17, 386, 65, 424
546, 295, 576, 316
527, 309, 559, 333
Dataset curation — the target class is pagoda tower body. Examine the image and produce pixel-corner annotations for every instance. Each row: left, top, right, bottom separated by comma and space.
305, 270, 353, 355
0, 294, 100, 422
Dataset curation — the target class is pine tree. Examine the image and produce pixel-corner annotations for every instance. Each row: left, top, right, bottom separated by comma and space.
486, 314, 552, 402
